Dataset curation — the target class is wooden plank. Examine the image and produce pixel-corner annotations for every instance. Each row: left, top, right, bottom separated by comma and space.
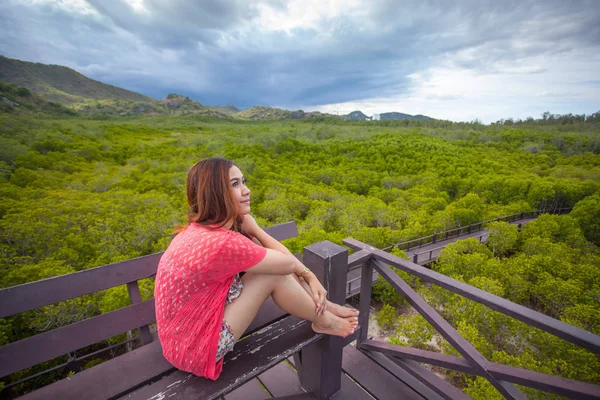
20, 341, 175, 400
272, 394, 314, 400
0, 253, 161, 318
121, 316, 322, 400
363, 348, 463, 400
333, 373, 376, 400
341, 345, 423, 400
0, 300, 156, 377
391, 358, 471, 400
264, 221, 299, 242
357, 261, 374, 345
347, 250, 371, 270
259, 360, 304, 397
346, 268, 378, 298
272, 373, 374, 400
362, 341, 600, 399
127, 281, 153, 345
225, 378, 271, 400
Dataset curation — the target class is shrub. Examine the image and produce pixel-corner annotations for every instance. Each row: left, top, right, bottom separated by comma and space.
376, 303, 397, 330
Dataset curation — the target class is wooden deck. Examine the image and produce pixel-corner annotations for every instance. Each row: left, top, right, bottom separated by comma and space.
224, 345, 443, 400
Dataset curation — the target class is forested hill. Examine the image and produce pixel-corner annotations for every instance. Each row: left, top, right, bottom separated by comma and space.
0, 81, 77, 116
232, 105, 331, 120
0, 56, 152, 104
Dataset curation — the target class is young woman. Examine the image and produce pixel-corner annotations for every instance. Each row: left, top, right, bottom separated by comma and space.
154, 157, 358, 380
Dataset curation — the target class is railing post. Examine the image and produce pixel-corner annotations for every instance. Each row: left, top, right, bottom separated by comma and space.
127, 281, 153, 345
413, 253, 419, 264
357, 260, 374, 346
298, 241, 348, 399
432, 234, 437, 244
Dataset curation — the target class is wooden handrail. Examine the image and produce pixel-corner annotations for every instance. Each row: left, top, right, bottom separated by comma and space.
343, 239, 600, 399
344, 238, 600, 354
361, 341, 600, 399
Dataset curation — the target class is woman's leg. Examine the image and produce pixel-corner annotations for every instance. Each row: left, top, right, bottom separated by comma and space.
223, 272, 357, 340
293, 275, 359, 318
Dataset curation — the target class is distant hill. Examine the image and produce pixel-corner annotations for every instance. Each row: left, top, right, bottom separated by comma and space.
233, 106, 329, 120
0, 56, 437, 121
346, 110, 370, 120
0, 56, 152, 104
72, 94, 230, 117
0, 81, 77, 116
380, 112, 433, 121
210, 105, 241, 115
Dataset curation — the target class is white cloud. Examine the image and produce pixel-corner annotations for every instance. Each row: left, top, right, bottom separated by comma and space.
255, 0, 365, 34
22, 0, 100, 16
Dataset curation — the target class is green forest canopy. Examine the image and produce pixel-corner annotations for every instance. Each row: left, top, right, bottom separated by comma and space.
0, 113, 599, 398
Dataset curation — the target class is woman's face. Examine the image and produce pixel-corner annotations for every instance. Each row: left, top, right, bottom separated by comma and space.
228, 165, 251, 216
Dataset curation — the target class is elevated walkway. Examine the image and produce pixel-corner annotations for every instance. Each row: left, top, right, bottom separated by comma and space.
346, 209, 570, 297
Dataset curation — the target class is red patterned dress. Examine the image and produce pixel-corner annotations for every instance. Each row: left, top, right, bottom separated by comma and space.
154, 223, 267, 380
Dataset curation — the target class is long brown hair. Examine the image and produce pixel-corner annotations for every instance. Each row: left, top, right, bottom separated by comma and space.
177, 157, 241, 232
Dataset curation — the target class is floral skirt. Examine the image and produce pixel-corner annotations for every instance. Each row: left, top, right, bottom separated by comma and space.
216, 274, 243, 361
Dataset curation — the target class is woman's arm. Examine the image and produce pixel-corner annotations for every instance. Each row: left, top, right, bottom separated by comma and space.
242, 215, 328, 314
245, 248, 305, 276
242, 215, 295, 256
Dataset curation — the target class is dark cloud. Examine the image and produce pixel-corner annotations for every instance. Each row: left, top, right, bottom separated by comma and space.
0, 0, 598, 111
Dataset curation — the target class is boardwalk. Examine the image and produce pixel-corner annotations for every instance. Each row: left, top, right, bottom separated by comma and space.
345, 216, 536, 297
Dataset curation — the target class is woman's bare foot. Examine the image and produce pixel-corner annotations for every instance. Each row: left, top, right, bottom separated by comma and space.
312, 313, 358, 337
326, 301, 359, 318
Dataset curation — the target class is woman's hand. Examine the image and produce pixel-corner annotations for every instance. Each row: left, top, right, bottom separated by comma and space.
240, 214, 261, 236
305, 273, 327, 315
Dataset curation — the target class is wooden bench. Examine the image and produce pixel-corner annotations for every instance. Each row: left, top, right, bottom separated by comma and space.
0, 222, 356, 400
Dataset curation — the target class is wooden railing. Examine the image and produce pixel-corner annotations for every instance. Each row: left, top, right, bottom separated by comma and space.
410, 233, 487, 264
382, 208, 572, 253
344, 238, 600, 400
0, 222, 302, 395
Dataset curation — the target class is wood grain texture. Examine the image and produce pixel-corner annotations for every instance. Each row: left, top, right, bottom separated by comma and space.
341, 345, 423, 400
1, 300, 156, 378
120, 316, 322, 400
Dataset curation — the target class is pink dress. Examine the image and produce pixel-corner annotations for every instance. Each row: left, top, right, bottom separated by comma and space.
154, 223, 267, 380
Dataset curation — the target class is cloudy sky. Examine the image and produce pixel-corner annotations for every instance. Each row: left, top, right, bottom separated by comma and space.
1, 0, 599, 122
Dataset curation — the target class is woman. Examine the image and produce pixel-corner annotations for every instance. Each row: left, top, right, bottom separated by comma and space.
154, 157, 358, 380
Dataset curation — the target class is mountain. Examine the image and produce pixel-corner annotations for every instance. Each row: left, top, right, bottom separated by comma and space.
379, 112, 433, 121
0, 56, 152, 104
0, 81, 77, 116
210, 105, 241, 115
232, 106, 329, 120
0, 56, 230, 118
71, 94, 230, 117
346, 110, 370, 120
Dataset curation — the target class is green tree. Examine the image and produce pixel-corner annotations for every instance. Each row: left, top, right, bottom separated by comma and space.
570, 194, 600, 245
485, 221, 519, 256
